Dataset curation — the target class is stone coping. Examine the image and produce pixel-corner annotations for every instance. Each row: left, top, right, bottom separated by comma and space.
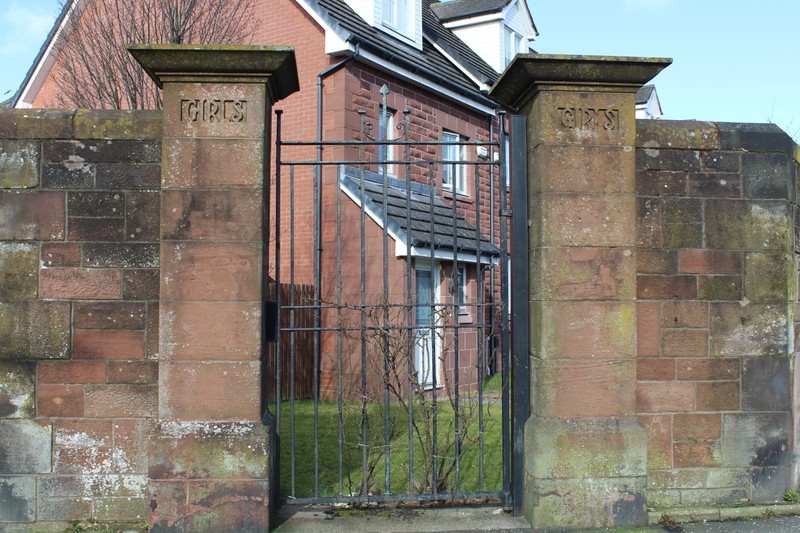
0, 108, 162, 140
648, 503, 800, 524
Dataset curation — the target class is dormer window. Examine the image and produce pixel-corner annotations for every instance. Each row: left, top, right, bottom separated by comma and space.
382, 0, 412, 35
503, 27, 524, 68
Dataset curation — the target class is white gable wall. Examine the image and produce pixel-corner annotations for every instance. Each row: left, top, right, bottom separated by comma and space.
449, 20, 503, 73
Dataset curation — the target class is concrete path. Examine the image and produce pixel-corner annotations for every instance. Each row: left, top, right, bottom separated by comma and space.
272, 504, 800, 533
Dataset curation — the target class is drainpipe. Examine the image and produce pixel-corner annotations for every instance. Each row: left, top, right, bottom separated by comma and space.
312, 45, 359, 408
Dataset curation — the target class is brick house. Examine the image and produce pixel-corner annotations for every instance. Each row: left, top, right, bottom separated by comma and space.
14, 0, 537, 395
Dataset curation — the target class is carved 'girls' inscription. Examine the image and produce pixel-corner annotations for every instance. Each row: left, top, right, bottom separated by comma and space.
180, 99, 247, 123
558, 107, 619, 131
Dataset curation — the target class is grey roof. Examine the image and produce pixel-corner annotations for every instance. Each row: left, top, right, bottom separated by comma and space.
339, 167, 499, 258
636, 84, 655, 105
430, 0, 511, 21
311, 0, 500, 100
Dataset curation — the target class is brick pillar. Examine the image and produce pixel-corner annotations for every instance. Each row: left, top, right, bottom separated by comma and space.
129, 45, 298, 532
491, 55, 670, 529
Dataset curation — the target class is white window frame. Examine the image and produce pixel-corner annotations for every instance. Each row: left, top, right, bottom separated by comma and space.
382, 0, 412, 37
442, 131, 467, 195
454, 265, 468, 314
504, 27, 523, 68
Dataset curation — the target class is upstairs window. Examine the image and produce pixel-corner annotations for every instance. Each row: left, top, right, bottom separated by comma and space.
504, 27, 524, 68
442, 131, 466, 194
382, 0, 412, 36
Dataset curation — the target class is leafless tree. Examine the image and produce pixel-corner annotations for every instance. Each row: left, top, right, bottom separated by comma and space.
53, 0, 258, 109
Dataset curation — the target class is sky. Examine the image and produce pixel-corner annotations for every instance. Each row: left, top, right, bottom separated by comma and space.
0, 0, 798, 140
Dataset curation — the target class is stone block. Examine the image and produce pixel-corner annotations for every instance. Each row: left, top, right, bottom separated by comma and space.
751, 466, 790, 502
744, 252, 794, 302
635, 170, 687, 197
37, 384, 84, 417
679, 487, 748, 506
636, 120, 720, 151
42, 162, 95, 189
0, 476, 36, 522
679, 250, 742, 275
718, 122, 795, 154
527, 476, 646, 529
55, 419, 113, 448
535, 301, 635, 360
533, 358, 636, 418
743, 152, 795, 200
39, 474, 147, 499
0, 191, 65, 240
699, 275, 742, 301
68, 191, 125, 217
39, 268, 122, 300
161, 189, 262, 241
636, 148, 701, 172
705, 199, 792, 251
676, 358, 739, 381
0, 301, 70, 360
661, 329, 708, 357
36, 497, 92, 522
113, 420, 153, 474
664, 222, 703, 249
696, 381, 739, 411
636, 358, 675, 380
73, 330, 145, 360
673, 441, 721, 468
0, 243, 37, 300
674, 413, 721, 441
83, 243, 159, 268
107, 361, 158, 384
126, 191, 161, 241
0, 109, 74, 139
123, 269, 160, 300
637, 197, 663, 248
637, 275, 697, 300
74, 301, 146, 330
688, 172, 741, 197
639, 415, 671, 470
701, 151, 741, 172
0, 420, 52, 473
41, 242, 81, 268
721, 413, 791, 469
527, 416, 647, 480
710, 303, 788, 357
527, 89, 636, 147
636, 381, 695, 413
637, 249, 677, 275
96, 163, 161, 190
72, 109, 163, 140
38, 360, 106, 384
0, 140, 40, 188
148, 422, 271, 480
160, 242, 261, 301
636, 302, 660, 357
531, 247, 635, 300
532, 144, 634, 194
159, 361, 261, 421
0, 362, 35, 418
160, 301, 260, 360
93, 496, 149, 521
146, 302, 160, 360
742, 357, 790, 412
162, 138, 264, 189
660, 301, 709, 328
68, 217, 126, 241
84, 384, 157, 418
539, 193, 636, 247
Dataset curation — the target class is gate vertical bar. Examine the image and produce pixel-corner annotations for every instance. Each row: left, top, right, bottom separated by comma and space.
509, 115, 529, 516
499, 113, 511, 507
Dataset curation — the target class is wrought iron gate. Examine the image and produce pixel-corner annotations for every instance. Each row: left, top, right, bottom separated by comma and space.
263, 106, 527, 511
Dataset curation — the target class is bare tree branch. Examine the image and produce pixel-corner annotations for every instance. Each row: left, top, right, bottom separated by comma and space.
53, 0, 258, 109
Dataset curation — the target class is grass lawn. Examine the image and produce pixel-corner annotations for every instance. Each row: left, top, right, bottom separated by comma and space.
270, 389, 505, 499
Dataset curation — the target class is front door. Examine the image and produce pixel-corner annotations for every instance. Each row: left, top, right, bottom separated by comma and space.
415, 266, 436, 387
